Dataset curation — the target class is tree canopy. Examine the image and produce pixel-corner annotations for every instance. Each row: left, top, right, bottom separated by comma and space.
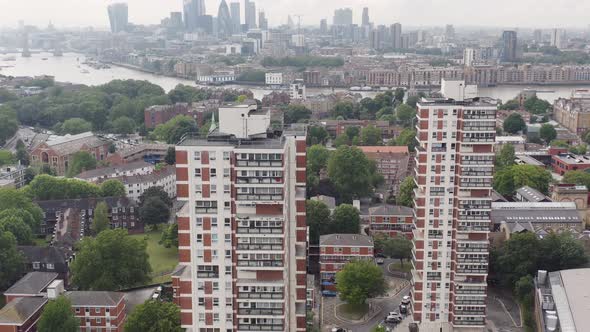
37, 296, 79, 332
328, 204, 361, 234
91, 202, 110, 235
503, 113, 526, 134
0, 188, 43, 230
389, 129, 416, 151
539, 124, 557, 143
395, 104, 416, 126
0, 105, 18, 145
100, 179, 126, 197
397, 177, 417, 207
306, 126, 329, 146
495, 144, 516, 170
26, 175, 104, 200
139, 186, 173, 207
283, 104, 312, 124
360, 125, 382, 145
307, 145, 330, 175
524, 96, 551, 114
0, 231, 24, 290
306, 200, 331, 245
336, 260, 387, 305
139, 196, 171, 227
59, 118, 92, 135
67, 151, 97, 177
152, 115, 197, 144
71, 229, 151, 290
0, 150, 16, 166
327, 146, 374, 202
562, 170, 590, 189
124, 300, 182, 332
493, 164, 553, 197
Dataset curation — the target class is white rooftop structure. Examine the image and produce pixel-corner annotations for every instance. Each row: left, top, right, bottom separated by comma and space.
218, 102, 271, 139
440, 78, 478, 102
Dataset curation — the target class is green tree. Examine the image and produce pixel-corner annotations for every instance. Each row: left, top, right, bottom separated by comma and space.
306, 200, 331, 245
514, 275, 534, 303
100, 179, 126, 197
496, 144, 516, 170
563, 170, 590, 188
306, 126, 329, 146
124, 300, 182, 332
160, 223, 178, 248
395, 104, 416, 126
283, 105, 312, 124
0, 150, 15, 166
139, 186, 173, 207
71, 229, 151, 290
539, 124, 557, 143
15, 140, 30, 166
165, 147, 176, 165
382, 236, 413, 266
524, 96, 551, 114
503, 113, 527, 134
91, 202, 110, 235
0, 88, 17, 103
493, 165, 553, 197
26, 175, 101, 200
569, 143, 588, 155
0, 188, 43, 230
397, 177, 417, 207
112, 116, 136, 135
0, 209, 39, 235
0, 105, 18, 145
60, 118, 92, 135
390, 129, 416, 151
539, 232, 588, 272
329, 204, 361, 234
333, 134, 350, 147
152, 115, 197, 144
331, 101, 356, 119
140, 197, 171, 227
360, 125, 382, 145
327, 146, 373, 202
37, 296, 79, 332
406, 96, 420, 108
307, 145, 330, 175
394, 88, 405, 103
0, 231, 24, 289
67, 151, 97, 177
0, 215, 33, 244
336, 260, 387, 305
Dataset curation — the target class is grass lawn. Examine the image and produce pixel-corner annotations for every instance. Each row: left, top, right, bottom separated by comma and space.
389, 260, 412, 272
129, 230, 178, 284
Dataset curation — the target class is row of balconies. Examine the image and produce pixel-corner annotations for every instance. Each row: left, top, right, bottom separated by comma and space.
236, 194, 284, 201
237, 227, 284, 235
238, 293, 284, 300
236, 160, 283, 167
237, 308, 284, 316
454, 299, 486, 306
236, 178, 284, 185
237, 324, 285, 331
237, 260, 284, 268
454, 319, 485, 326
236, 244, 284, 251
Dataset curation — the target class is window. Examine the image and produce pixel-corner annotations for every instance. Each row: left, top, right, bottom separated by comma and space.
213, 298, 219, 306
97, 318, 102, 324
212, 234, 218, 243
211, 169, 217, 177
198, 298, 205, 306
224, 218, 231, 227
211, 184, 217, 194
196, 184, 202, 193
195, 169, 201, 177
197, 250, 204, 258
223, 151, 230, 160
197, 234, 203, 243
75, 308, 80, 314
46, 263, 54, 270
225, 250, 232, 258
224, 168, 230, 178
212, 217, 218, 227
194, 151, 201, 160
213, 282, 219, 290
199, 313, 205, 322
225, 234, 231, 243
196, 217, 203, 227
32, 262, 40, 270
95, 308, 100, 313
224, 185, 230, 194
212, 250, 218, 259
214, 313, 220, 322
210, 152, 216, 160
225, 266, 232, 275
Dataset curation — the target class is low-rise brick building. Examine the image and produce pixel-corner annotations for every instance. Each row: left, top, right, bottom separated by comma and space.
359, 146, 410, 194
144, 102, 215, 129
67, 291, 126, 332
368, 205, 414, 239
319, 234, 374, 288
551, 153, 590, 175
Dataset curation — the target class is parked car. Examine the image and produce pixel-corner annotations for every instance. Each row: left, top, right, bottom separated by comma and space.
385, 315, 401, 323
399, 304, 408, 314
322, 290, 338, 297
331, 327, 348, 332
376, 257, 385, 265
401, 295, 411, 305
388, 311, 401, 318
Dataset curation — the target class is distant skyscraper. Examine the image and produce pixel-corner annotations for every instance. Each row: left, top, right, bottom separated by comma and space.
244, 0, 257, 29
320, 19, 328, 34
551, 28, 567, 49
107, 2, 128, 33
217, 0, 233, 38
370, 29, 383, 50
502, 30, 518, 62
258, 11, 268, 30
533, 29, 543, 43
333, 8, 353, 26
445, 24, 455, 39
170, 12, 183, 28
391, 23, 402, 49
230, 2, 241, 33
183, 0, 206, 31
362, 7, 370, 26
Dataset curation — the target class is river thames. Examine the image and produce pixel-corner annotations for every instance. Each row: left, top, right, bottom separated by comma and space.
2, 52, 590, 102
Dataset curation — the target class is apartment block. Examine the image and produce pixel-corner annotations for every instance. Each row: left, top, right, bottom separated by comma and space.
368, 205, 414, 239
173, 102, 307, 332
319, 234, 374, 288
411, 95, 496, 330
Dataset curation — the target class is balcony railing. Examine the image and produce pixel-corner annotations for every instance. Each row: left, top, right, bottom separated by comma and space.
455, 300, 486, 306
237, 324, 284, 331
237, 244, 284, 251
196, 271, 219, 278
457, 247, 488, 253
236, 161, 283, 167
238, 293, 284, 300
237, 260, 284, 268
456, 269, 488, 274
237, 308, 284, 316
453, 320, 485, 326
237, 177, 284, 185
454, 310, 486, 316
237, 228, 283, 234
196, 207, 218, 214
237, 194, 283, 201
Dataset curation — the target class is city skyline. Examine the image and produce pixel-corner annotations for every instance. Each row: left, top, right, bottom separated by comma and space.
1, 0, 590, 29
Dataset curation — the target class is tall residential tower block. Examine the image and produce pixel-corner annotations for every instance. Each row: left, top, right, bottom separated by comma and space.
173, 102, 308, 332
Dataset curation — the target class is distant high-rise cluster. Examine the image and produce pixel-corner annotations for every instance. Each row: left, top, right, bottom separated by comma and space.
183, 0, 206, 31
333, 8, 353, 26
107, 2, 128, 33
244, 0, 257, 29
217, 0, 233, 37
551, 28, 567, 49
362, 7, 370, 26
391, 23, 402, 49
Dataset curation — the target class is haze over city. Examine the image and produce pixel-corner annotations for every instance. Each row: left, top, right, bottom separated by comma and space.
1, 0, 590, 28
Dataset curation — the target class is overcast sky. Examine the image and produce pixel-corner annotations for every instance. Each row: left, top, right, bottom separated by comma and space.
0, 0, 588, 30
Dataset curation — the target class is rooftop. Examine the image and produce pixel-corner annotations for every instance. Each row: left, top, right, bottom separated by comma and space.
553, 153, 590, 165
66, 291, 125, 307
4, 272, 58, 296
359, 146, 409, 154
319, 234, 373, 247
0, 297, 47, 326
369, 205, 414, 216
110, 165, 175, 185
516, 186, 550, 203
417, 96, 497, 107
76, 160, 153, 180
17, 246, 69, 265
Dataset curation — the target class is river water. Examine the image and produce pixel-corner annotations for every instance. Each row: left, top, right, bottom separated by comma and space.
2, 52, 590, 102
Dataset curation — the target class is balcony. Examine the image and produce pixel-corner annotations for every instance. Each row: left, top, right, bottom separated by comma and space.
457, 246, 488, 253
237, 194, 284, 201
455, 300, 486, 306
456, 269, 488, 275
237, 177, 284, 185
238, 308, 284, 316
237, 227, 283, 235
196, 271, 219, 278
237, 260, 284, 268
454, 310, 486, 316
453, 319, 485, 326
457, 226, 490, 232
195, 207, 218, 214
237, 324, 284, 331
237, 244, 284, 251
238, 293, 284, 300
236, 160, 283, 167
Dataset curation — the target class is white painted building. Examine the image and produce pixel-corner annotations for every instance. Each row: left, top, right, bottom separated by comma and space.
290, 80, 306, 101
173, 103, 308, 331
197, 72, 236, 83
412, 93, 496, 330
76, 160, 155, 183
441, 78, 478, 101
112, 166, 176, 202
265, 72, 283, 85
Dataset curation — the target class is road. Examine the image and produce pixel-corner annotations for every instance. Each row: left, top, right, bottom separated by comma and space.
324, 259, 412, 332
